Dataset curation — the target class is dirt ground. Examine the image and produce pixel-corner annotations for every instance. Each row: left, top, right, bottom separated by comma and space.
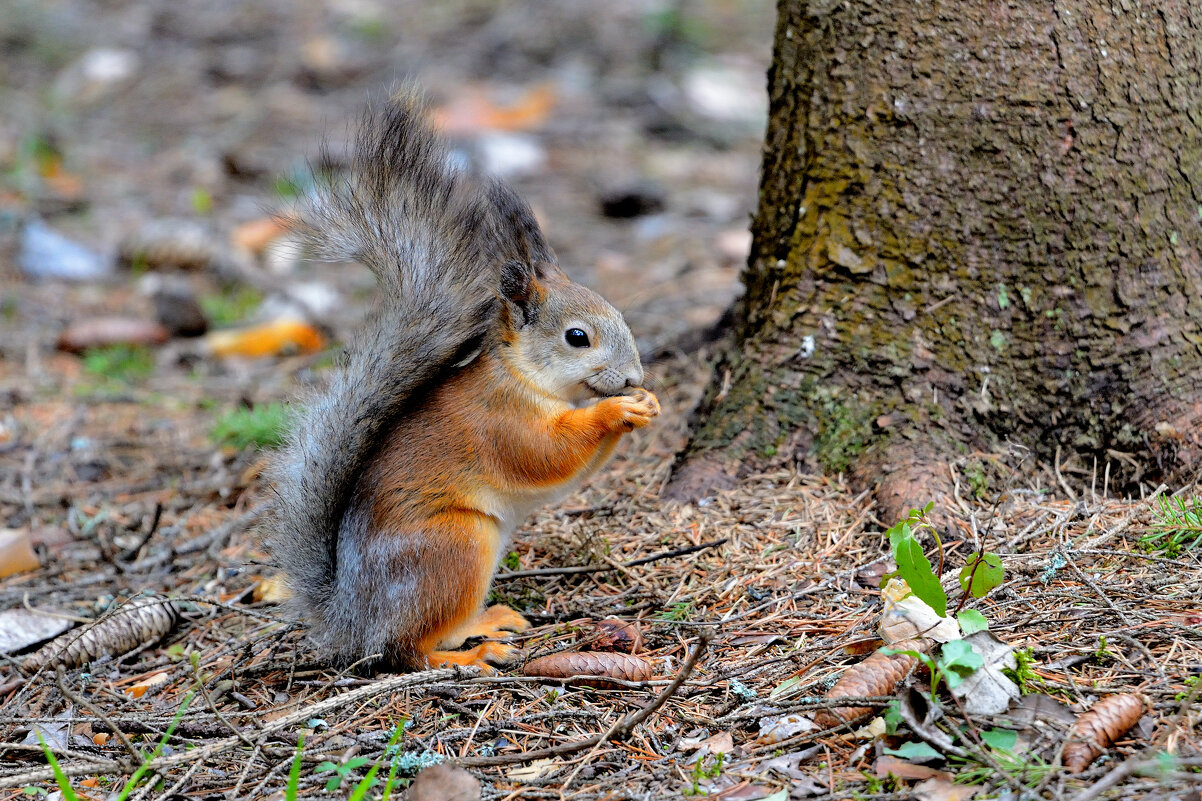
1, 1, 1200, 799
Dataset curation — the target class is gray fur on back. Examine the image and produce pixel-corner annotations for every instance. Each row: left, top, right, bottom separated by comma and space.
265, 91, 554, 665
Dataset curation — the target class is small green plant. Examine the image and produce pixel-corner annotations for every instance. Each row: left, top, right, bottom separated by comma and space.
1141, 494, 1202, 556
951, 728, 1053, 786
316, 757, 371, 792
501, 550, 521, 571
200, 286, 263, 326
658, 601, 695, 622
82, 344, 154, 383
285, 733, 304, 801
1093, 635, 1114, 664
881, 504, 1005, 617
1004, 647, 1041, 694
1176, 675, 1200, 703
683, 752, 726, 796
211, 402, 290, 449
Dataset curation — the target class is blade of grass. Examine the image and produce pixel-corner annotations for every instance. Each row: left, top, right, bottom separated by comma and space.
286, 733, 305, 801
116, 691, 194, 801
347, 724, 407, 801
36, 733, 80, 801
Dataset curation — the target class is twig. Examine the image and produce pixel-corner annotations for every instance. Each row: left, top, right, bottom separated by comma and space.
495, 539, 727, 581
456, 631, 710, 768
54, 666, 139, 765
0, 668, 460, 788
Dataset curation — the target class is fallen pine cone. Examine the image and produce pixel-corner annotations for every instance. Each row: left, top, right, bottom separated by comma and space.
812, 638, 933, 730
523, 651, 653, 688
23, 596, 179, 671
1064, 693, 1147, 773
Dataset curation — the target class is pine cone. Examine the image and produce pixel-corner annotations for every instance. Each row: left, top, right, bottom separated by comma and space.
1064, 693, 1147, 773
24, 596, 179, 671
523, 651, 654, 688
812, 638, 932, 729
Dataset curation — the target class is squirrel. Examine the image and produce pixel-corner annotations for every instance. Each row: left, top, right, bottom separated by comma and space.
266, 92, 659, 671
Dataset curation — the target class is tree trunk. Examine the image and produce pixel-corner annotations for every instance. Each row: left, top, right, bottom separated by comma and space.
667, 0, 1202, 517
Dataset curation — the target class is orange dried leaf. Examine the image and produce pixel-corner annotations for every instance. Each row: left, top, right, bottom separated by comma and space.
1063, 693, 1147, 773
206, 319, 325, 358
232, 217, 289, 254
434, 84, 556, 135
91, 733, 109, 746
125, 671, 170, 698
254, 575, 292, 603
523, 651, 653, 688
0, 529, 39, 578
812, 638, 932, 730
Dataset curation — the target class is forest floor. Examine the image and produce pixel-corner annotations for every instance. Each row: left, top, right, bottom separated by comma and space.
1, 1, 1200, 800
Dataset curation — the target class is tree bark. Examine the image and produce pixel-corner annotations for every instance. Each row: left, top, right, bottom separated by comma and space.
667, 0, 1202, 517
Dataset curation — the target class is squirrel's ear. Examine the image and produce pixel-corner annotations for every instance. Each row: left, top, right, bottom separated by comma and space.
500, 260, 542, 327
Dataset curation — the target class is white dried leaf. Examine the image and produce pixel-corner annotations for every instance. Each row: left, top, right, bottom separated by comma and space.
0, 608, 73, 654
879, 578, 961, 644
948, 631, 1019, 715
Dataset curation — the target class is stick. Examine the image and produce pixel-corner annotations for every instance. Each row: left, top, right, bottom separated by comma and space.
456, 631, 711, 768
495, 540, 727, 581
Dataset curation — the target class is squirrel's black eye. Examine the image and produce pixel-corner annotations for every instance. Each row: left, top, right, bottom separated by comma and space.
565, 328, 590, 348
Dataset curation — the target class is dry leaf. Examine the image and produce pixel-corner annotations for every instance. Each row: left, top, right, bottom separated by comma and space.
1064, 693, 1147, 773
590, 618, 644, 653
0, 529, 40, 578
434, 84, 555, 135
57, 317, 170, 353
812, 638, 932, 729
205, 318, 325, 358
947, 631, 1019, 715
756, 713, 816, 744
232, 217, 288, 254
507, 758, 556, 781
0, 608, 73, 654
914, 777, 980, 801
125, 671, 170, 698
24, 596, 179, 670
91, 733, 109, 746
873, 754, 949, 781
879, 578, 960, 644
408, 763, 481, 800
523, 651, 653, 688
254, 575, 292, 603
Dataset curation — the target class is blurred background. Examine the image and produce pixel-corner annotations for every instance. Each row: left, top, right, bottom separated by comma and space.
0, 0, 773, 364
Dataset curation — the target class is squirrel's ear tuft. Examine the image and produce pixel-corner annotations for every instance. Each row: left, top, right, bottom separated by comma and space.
500, 260, 542, 327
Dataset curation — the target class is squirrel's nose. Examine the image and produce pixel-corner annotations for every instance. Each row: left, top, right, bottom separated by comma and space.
625, 369, 644, 389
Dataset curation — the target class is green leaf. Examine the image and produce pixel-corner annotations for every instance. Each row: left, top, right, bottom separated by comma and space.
315, 762, 339, 773
956, 609, 989, 635
938, 640, 984, 690
325, 774, 343, 792
889, 524, 948, 616
286, 734, 304, 801
883, 741, 942, 761
345, 757, 371, 770
980, 727, 1018, 752
882, 700, 903, 736
959, 552, 1004, 598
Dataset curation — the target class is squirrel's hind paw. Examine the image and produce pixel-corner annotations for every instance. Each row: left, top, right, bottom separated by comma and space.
428, 641, 520, 671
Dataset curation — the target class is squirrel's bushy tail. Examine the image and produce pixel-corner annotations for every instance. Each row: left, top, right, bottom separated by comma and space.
266, 91, 552, 661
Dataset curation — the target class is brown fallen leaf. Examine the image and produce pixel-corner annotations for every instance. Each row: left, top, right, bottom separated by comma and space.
23, 596, 179, 671
1063, 693, 1147, 773
254, 575, 292, 603
57, 317, 170, 353
434, 84, 556, 135
873, 754, 949, 782
407, 763, 481, 801
590, 618, 644, 654
205, 318, 325, 358
812, 638, 933, 730
0, 529, 40, 578
914, 776, 980, 801
125, 671, 170, 698
523, 651, 654, 688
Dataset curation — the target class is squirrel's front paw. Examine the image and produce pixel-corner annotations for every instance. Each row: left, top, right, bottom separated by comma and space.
613, 388, 660, 430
